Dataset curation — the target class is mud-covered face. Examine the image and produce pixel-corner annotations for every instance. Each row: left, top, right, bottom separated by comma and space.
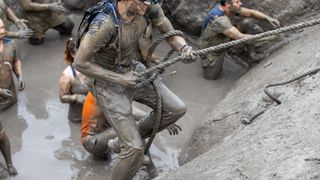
230, 0, 242, 14
67, 38, 77, 58
0, 20, 4, 40
131, 0, 151, 16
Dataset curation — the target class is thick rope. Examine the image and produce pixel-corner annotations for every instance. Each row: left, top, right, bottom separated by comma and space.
145, 30, 184, 65
264, 67, 320, 104
137, 18, 320, 77
144, 77, 162, 154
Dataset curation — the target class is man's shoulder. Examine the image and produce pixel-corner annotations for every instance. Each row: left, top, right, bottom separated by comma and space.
88, 13, 116, 35
148, 4, 163, 19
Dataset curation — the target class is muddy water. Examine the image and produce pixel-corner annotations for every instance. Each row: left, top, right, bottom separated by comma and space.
0, 14, 245, 179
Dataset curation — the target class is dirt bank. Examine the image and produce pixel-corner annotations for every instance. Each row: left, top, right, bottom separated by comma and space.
158, 19, 320, 179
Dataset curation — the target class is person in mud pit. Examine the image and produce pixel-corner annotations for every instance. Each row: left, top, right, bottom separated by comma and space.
0, 0, 33, 39
74, 0, 196, 179
19, 0, 74, 45
59, 38, 88, 122
0, 18, 22, 176
199, 0, 280, 80
81, 92, 182, 178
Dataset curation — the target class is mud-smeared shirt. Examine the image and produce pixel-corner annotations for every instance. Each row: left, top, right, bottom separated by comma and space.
198, 15, 233, 50
0, 38, 19, 110
81, 4, 170, 72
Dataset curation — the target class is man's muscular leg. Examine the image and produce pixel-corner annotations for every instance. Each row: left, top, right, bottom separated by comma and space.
93, 80, 144, 180
134, 80, 186, 138
0, 123, 17, 176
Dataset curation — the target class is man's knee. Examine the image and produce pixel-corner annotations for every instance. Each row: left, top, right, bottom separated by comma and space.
53, 18, 74, 36
237, 18, 263, 34
82, 136, 110, 157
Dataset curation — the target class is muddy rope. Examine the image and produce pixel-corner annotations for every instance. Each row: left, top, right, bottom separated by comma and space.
136, 18, 320, 77
264, 67, 320, 104
136, 30, 184, 154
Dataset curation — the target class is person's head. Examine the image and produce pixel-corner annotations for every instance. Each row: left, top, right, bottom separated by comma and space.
220, 0, 242, 14
64, 37, 77, 65
0, 19, 5, 40
119, 0, 159, 17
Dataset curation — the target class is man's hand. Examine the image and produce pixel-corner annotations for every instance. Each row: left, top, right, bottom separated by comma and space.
15, 19, 29, 30
0, 88, 13, 98
48, 3, 68, 13
166, 123, 182, 136
17, 29, 33, 39
266, 17, 280, 28
73, 94, 85, 104
120, 71, 140, 87
18, 77, 25, 90
180, 45, 196, 64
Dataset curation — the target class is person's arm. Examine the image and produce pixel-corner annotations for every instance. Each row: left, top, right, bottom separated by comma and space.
19, 0, 49, 11
12, 43, 25, 90
224, 26, 252, 39
6, 8, 29, 30
74, 15, 137, 87
59, 68, 84, 104
239, 7, 280, 27
151, 4, 188, 52
150, 4, 195, 63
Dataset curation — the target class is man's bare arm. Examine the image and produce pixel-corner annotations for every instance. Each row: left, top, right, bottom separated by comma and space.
239, 7, 280, 27
6, 8, 19, 25
13, 58, 22, 78
19, 0, 49, 11
224, 26, 252, 40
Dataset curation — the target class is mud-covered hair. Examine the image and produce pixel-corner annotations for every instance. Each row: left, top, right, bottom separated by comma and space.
64, 38, 76, 65
220, 0, 233, 6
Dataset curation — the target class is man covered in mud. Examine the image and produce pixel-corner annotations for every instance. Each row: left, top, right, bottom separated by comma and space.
74, 0, 195, 179
0, 19, 25, 111
0, 0, 33, 39
0, 18, 22, 176
19, 0, 74, 45
199, 0, 280, 80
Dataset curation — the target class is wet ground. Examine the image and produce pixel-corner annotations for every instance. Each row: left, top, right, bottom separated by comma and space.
0, 14, 245, 180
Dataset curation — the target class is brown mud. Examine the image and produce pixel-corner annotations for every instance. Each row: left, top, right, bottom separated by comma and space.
0, 14, 244, 179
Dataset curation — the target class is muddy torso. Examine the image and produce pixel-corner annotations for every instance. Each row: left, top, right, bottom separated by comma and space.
198, 15, 233, 50
84, 4, 162, 73
20, 0, 66, 30
68, 66, 88, 122
0, 39, 18, 110
0, 0, 7, 26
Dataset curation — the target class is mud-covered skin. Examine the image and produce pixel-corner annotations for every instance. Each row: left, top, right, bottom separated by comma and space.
0, 126, 17, 176
199, 2, 279, 80
0, 0, 31, 39
59, 65, 88, 122
0, 39, 22, 111
19, 0, 73, 40
75, 3, 188, 179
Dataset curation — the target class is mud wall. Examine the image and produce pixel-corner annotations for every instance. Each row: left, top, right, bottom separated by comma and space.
158, 21, 320, 179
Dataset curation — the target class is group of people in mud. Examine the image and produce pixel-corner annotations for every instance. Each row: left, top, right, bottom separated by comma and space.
0, 0, 280, 179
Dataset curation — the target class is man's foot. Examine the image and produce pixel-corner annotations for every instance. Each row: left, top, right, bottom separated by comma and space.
108, 137, 120, 154
7, 164, 17, 176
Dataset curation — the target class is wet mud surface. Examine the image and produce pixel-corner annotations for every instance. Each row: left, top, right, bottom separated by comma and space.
159, 19, 320, 179
0, 14, 245, 179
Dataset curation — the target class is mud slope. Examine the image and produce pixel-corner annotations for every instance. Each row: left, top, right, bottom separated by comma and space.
158, 22, 320, 179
